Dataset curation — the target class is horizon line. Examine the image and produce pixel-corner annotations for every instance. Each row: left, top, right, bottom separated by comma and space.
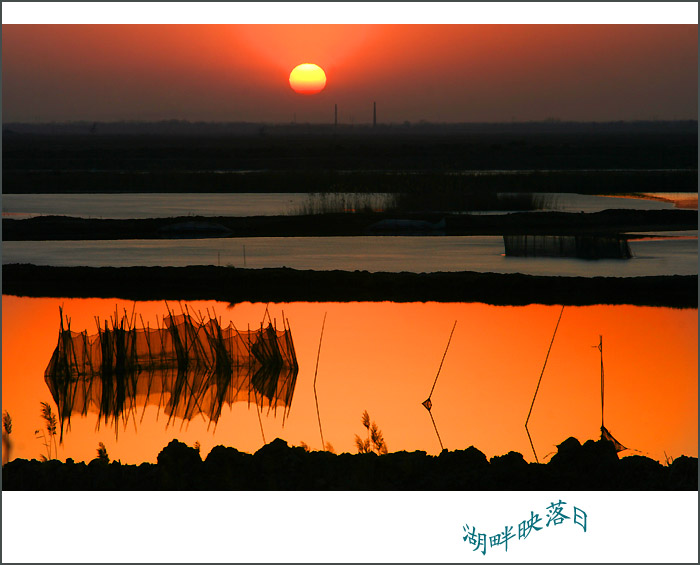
4, 118, 698, 127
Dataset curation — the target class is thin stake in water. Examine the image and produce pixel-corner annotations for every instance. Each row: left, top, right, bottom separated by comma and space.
525, 305, 565, 464
595, 335, 627, 452
313, 312, 328, 451
422, 320, 457, 452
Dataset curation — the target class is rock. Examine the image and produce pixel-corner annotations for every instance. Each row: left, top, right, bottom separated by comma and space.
156, 440, 203, 489
667, 455, 699, 490
617, 455, 666, 490
157, 439, 202, 467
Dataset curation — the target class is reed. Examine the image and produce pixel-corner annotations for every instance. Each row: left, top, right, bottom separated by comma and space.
35, 401, 58, 460
354, 410, 388, 455
2, 411, 12, 465
291, 187, 554, 215
96, 442, 109, 463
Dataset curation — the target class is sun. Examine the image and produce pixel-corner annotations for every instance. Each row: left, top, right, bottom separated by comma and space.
289, 63, 327, 95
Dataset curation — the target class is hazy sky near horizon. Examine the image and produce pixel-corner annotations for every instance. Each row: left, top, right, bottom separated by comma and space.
2, 24, 697, 123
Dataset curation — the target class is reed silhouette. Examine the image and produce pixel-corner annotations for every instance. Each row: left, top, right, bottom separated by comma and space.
2, 411, 12, 465
35, 402, 58, 461
96, 442, 109, 463
354, 410, 388, 455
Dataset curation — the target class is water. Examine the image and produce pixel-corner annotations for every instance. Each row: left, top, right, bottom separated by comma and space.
3, 191, 696, 219
473, 192, 698, 214
3, 233, 697, 277
2, 297, 696, 465
1, 193, 312, 219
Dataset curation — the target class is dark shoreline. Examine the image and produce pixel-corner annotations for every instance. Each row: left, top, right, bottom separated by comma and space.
4, 169, 697, 194
3, 209, 696, 241
3, 264, 697, 308
2, 437, 697, 491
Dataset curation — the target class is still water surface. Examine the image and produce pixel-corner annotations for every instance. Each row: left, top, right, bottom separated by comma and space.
2, 297, 696, 465
3, 234, 697, 277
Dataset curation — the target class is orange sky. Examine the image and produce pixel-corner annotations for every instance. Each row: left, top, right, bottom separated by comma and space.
3, 296, 696, 465
2, 24, 697, 123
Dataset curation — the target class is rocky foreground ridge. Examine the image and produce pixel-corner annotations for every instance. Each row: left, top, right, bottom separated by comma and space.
3, 437, 697, 491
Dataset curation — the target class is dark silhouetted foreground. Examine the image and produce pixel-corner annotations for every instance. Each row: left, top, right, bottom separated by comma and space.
3, 264, 697, 308
2, 437, 696, 491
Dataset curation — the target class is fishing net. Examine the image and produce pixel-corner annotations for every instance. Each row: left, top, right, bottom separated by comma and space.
600, 425, 627, 453
44, 307, 298, 441
503, 235, 632, 259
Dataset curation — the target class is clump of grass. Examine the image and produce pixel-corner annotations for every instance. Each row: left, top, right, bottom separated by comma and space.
2, 411, 12, 465
354, 410, 388, 455
3, 411, 12, 435
97, 442, 110, 463
290, 185, 555, 216
291, 192, 392, 215
35, 401, 58, 461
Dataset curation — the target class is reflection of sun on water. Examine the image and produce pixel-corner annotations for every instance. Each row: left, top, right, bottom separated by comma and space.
2, 296, 697, 465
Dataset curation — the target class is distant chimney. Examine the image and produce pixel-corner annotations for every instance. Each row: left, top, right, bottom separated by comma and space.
373, 102, 376, 128
334, 104, 338, 127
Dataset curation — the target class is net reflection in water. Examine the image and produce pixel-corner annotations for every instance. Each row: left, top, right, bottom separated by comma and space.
44, 306, 299, 440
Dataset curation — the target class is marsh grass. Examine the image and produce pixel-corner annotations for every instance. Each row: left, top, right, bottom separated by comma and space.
35, 401, 58, 461
97, 442, 110, 463
2, 411, 12, 465
291, 189, 554, 215
291, 192, 392, 215
354, 410, 388, 455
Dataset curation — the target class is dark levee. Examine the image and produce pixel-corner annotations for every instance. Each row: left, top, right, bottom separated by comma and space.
2, 168, 696, 195
2, 264, 697, 308
2, 436, 697, 491
503, 234, 632, 259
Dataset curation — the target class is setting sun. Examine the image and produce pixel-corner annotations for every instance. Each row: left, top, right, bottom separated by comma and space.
289, 63, 326, 95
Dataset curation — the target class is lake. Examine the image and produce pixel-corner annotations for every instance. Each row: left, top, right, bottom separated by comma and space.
3, 232, 697, 277
2, 296, 696, 465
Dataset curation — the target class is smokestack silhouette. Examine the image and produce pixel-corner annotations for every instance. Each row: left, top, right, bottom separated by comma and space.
334, 104, 337, 127
373, 102, 376, 128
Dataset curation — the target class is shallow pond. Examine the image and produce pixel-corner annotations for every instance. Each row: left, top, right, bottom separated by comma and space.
3, 233, 697, 277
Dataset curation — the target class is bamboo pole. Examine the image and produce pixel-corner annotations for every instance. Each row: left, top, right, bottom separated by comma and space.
525, 306, 565, 464
313, 312, 328, 451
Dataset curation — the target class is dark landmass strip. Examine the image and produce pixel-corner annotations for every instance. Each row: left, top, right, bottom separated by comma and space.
2, 437, 697, 491
3, 209, 696, 241
3, 169, 697, 194
5, 119, 697, 137
3, 264, 696, 308
3, 123, 697, 194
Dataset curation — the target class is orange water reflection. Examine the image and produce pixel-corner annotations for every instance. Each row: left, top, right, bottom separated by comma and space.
2, 296, 697, 465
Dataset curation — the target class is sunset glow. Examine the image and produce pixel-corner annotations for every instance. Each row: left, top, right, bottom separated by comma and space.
3, 24, 695, 122
289, 63, 327, 95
